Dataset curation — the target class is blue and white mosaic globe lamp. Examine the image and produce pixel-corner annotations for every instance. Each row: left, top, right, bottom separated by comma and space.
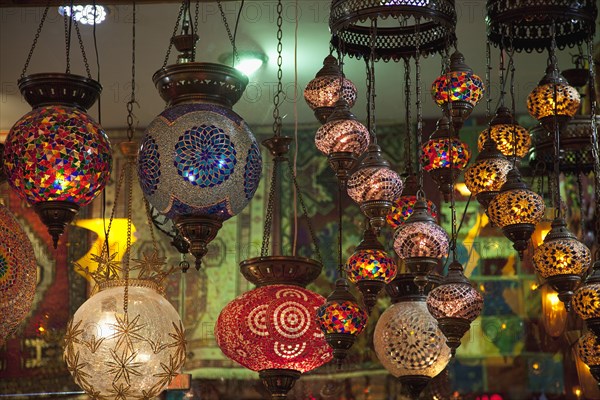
138, 33, 262, 271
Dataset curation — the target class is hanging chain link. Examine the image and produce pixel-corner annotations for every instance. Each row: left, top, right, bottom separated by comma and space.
272, 0, 284, 137
507, 30, 518, 169
369, 19, 377, 142
21, 2, 50, 79
261, 159, 280, 257
100, 164, 126, 278
415, 18, 424, 196
549, 23, 562, 218
217, 0, 241, 65
162, 0, 186, 68
444, 38, 458, 262
126, 0, 137, 141
404, 58, 413, 175
73, 19, 92, 78
191, 0, 200, 61
587, 37, 600, 260
143, 197, 160, 255
123, 157, 134, 315
63, 9, 72, 74
485, 38, 492, 120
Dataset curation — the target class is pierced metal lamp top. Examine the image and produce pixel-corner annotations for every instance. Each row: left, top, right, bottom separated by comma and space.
18, 73, 102, 111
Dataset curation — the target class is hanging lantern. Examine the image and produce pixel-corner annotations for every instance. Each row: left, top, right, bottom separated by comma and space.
64, 280, 186, 399
346, 228, 397, 313
4, 73, 112, 247
540, 285, 568, 338
527, 60, 581, 134
138, 34, 262, 270
347, 144, 404, 232
533, 218, 590, 310
0, 204, 37, 345
477, 107, 531, 160
574, 341, 600, 398
316, 99, 370, 184
572, 261, 600, 339
464, 138, 512, 209
487, 168, 545, 259
316, 279, 369, 365
387, 175, 437, 230
304, 55, 358, 124
427, 261, 483, 355
374, 274, 451, 399
431, 51, 485, 132
216, 282, 332, 395
577, 332, 600, 385
394, 197, 449, 290
421, 117, 471, 202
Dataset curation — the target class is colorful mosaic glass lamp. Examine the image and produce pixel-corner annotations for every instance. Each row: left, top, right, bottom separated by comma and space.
346, 226, 397, 313
138, 3, 262, 270
387, 175, 438, 230
375, 274, 451, 399
304, 53, 358, 124
3, 5, 112, 248
216, 5, 333, 397
421, 116, 471, 202
0, 203, 37, 346
431, 50, 484, 132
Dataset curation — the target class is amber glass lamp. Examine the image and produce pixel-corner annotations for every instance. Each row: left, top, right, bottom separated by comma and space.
431, 51, 485, 131
487, 169, 545, 259
427, 261, 483, 355
477, 106, 531, 160
464, 138, 512, 209
304, 55, 358, 124
421, 117, 471, 201
533, 218, 591, 310
540, 285, 567, 338
577, 332, 600, 385
346, 228, 397, 313
573, 261, 600, 339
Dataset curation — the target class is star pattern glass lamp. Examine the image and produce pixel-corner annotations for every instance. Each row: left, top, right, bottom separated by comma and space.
0, 204, 37, 345
375, 274, 451, 399
347, 143, 404, 232
533, 218, 591, 310
427, 261, 483, 355
487, 168, 545, 259
431, 51, 485, 132
4, 73, 112, 248
421, 117, 471, 201
304, 54, 358, 124
577, 332, 600, 385
394, 196, 449, 290
315, 98, 370, 185
346, 227, 397, 313
573, 261, 600, 339
139, 27, 262, 270
464, 138, 512, 209
316, 279, 369, 365
477, 107, 531, 161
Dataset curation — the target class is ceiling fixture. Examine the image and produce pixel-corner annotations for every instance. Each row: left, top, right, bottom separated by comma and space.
138, 1, 262, 270
3, 3, 112, 248
58, 4, 108, 25
218, 50, 267, 77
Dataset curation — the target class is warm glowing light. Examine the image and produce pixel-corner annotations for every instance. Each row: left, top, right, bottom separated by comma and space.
455, 183, 472, 196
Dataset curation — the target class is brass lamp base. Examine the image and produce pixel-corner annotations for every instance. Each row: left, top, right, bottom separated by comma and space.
445, 101, 473, 133
546, 274, 582, 312
501, 223, 535, 260
399, 375, 431, 400
174, 215, 223, 271
360, 200, 393, 233
325, 332, 356, 367
356, 280, 385, 314
404, 257, 439, 293
437, 316, 471, 356
429, 168, 461, 202
259, 368, 301, 399
328, 151, 358, 187
239, 255, 322, 287
34, 201, 80, 249
314, 106, 335, 124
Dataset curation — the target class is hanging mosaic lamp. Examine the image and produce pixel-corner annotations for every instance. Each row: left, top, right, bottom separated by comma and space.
139, 33, 262, 270
375, 274, 451, 399
387, 175, 437, 230
421, 116, 471, 202
427, 261, 483, 355
304, 54, 358, 124
431, 51, 485, 132
394, 197, 449, 290
0, 204, 37, 345
315, 98, 370, 184
346, 227, 397, 313
464, 138, 512, 210
572, 260, 600, 338
487, 168, 545, 259
347, 143, 404, 232
527, 59, 581, 134
532, 218, 590, 310
4, 73, 112, 248
316, 279, 369, 365
477, 106, 531, 161
577, 332, 600, 385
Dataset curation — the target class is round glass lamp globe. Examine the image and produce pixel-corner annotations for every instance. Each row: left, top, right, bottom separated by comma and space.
374, 301, 451, 378
138, 103, 262, 220
64, 283, 186, 399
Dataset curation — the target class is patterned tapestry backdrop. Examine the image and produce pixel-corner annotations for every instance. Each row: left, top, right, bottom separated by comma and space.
0, 116, 595, 398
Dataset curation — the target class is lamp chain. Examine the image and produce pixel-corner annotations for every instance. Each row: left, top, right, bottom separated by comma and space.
162, 0, 186, 68
21, 2, 50, 79
217, 0, 241, 65
261, 158, 280, 257
549, 22, 562, 218
102, 165, 126, 279
404, 58, 414, 176
415, 18, 424, 196
485, 38, 492, 121
192, 0, 200, 61
586, 37, 600, 261
369, 19, 377, 143
63, 0, 74, 74
73, 19, 92, 78
507, 32, 517, 168
123, 156, 134, 315
443, 42, 458, 262
337, 182, 344, 276
126, 0, 137, 141
272, 0, 284, 138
